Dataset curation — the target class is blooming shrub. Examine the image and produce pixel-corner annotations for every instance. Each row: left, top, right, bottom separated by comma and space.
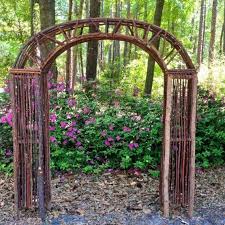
48, 85, 162, 173
0, 84, 224, 174
195, 88, 225, 168
0, 92, 13, 173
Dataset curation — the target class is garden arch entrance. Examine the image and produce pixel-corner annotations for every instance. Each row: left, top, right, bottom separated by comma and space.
10, 18, 197, 219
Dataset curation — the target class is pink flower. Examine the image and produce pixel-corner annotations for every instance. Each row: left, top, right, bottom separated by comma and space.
134, 143, 139, 148
70, 136, 77, 141
104, 140, 111, 147
66, 131, 75, 138
116, 135, 121, 141
66, 113, 72, 119
56, 83, 65, 92
101, 130, 107, 137
50, 113, 57, 123
123, 126, 131, 132
107, 137, 114, 142
68, 98, 76, 107
71, 121, 76, 126
5, 149, 12, 157
60, 121, 68, 129
82, 107, 90, 114
134, 169, 141, 176
49, 125, 56, 131
50, 136, 56, 143
76, 141, 82, 147
4, 86, 10, 93
1, 111, 13, 126
113, 100, 120, 108
128, 142, 139, 150
63, 140, 68, 145
7, 112, 13, 126
75, 114, 80, 119
85, 117, 96, 125
48, 82, 53, 89
109, 124, 114, 131
68, 127, 76, 132
0, 116, 7, 124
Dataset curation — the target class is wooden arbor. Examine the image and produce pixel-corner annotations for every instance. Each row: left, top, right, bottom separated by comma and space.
10, 18, 197, 219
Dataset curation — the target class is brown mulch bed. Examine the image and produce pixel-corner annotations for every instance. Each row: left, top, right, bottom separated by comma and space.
0, 167, 225, 225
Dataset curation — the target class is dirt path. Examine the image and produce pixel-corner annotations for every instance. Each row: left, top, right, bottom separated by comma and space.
0, 167, 225, 225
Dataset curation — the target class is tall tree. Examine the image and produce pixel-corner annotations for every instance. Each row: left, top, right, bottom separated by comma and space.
71, 0, 84, 89
30, 0, 35, 36
202, 1, 206, 62
223, 0, 225, 54
144, 0, 165, 96
197, 0, 206, 65
38, 0, 57, 81
208, 0, 218, 66
113, 0, 121, 63
86, 0, 101, 81
123, 0, 131, 66
98, 0, 105, 71
65, 0, 73, 92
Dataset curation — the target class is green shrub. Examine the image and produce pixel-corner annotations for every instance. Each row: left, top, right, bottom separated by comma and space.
0, 85, 224, 174
48, 85, 162, 173
196, 88, 225, 168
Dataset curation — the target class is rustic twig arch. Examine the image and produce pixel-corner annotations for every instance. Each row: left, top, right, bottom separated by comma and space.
10, 18, 197, 220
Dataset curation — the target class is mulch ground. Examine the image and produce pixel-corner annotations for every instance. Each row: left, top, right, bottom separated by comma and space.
0, 167, 225, 225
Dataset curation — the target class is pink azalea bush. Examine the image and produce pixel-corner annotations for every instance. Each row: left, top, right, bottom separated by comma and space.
2, 80, 224, 174
47, 84, 163, 172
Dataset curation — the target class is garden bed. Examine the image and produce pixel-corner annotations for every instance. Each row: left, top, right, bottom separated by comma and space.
0, 167, 225, 225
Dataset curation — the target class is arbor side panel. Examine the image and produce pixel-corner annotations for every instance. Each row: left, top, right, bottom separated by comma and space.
166, 70, 197, 215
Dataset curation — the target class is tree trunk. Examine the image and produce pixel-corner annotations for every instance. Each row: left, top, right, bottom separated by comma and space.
144, 0, 165, 96
70, 0, 84, 92
144, 0, 148, 21
197, 0, 205, 66
134, 2, 139, 58
123, 0, 131, 67
86, 0, 101, 81
38, 0, 57, 81
108, 7, 113, 65
223, 0, 225, 54
113, 0, 121, 62
201, 1, 206, 63
65, 0, 73, 92
220, 23, 224, 53
98, 0, 105, 71
208, 0, 218, 66
30, 0, 35, 36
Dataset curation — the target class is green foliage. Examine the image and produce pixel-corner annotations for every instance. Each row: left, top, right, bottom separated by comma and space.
49, 85, 163, 173
0, 85, 225, 174
148, 169, 160, 178
196, 88, 225, 168
100, 54, 164, 98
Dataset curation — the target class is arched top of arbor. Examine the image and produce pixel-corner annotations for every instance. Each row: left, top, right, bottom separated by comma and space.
14, 18, 195, 72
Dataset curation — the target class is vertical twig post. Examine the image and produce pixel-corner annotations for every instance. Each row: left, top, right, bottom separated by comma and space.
162, 73, 172, 217
188, 74, 197, 217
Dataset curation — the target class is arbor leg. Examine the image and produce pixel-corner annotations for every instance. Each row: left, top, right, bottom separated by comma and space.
162, 74, 172, 217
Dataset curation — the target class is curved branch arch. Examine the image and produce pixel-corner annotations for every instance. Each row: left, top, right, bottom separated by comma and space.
10, 17, 197, 220
14, 18, 195, 72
